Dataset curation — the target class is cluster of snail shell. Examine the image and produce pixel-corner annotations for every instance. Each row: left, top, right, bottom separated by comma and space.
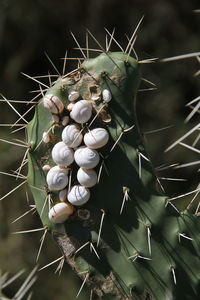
42, 88, 111, 224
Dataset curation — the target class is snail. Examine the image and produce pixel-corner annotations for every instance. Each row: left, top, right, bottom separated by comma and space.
62, 124, 83, 148
52, 141, 74, 167
77, 168, 97, 187
42, 131, 50, 143
70, 100, 92, 123
59, 188, 68, 202
68, 185, 90, 206
102, 89, 112, 103
48, 202, 73, 223
42, 164, 51, 172
67, 103, 74, 111
43, 94, 64, 114
84, 128, 109, 149
74, 146, 100, 169
68, 91, 80, 102
61, 116, 70, 126
46, 166, 68, 191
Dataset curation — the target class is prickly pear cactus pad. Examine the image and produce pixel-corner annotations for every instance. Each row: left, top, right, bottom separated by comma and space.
13, 48, 200, 300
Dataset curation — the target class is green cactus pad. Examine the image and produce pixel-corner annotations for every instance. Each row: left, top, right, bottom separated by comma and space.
27, 52, 200, 299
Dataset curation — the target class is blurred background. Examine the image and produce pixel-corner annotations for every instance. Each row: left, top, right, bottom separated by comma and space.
0, 0, 199, 299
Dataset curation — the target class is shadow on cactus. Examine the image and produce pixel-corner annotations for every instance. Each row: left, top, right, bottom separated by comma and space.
1, 27, 200, 300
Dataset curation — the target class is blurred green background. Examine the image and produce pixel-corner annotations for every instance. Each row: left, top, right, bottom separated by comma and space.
0, 0, 199, 299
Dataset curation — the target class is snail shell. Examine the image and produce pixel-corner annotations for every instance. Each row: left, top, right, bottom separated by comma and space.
68, 91, 80, 102
46, 166, 68, 191
48, 202, 73, 223
70, 100, 92, 123
43, 94, 64, 114
59, 188, 68, 202
52, 141, 74, 167
68, 185, 90, 206
74, 146, 100, 169
62, 124, 83, 148
77, 168, 97, 187
84, 128, 109, 149
42, 164, 51, 172
42, 131, 50, 143
61, 116, 70, 126
102, 89, 112, 103
67, 103, 74, 111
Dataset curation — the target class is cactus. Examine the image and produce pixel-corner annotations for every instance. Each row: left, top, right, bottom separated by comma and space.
1, 31, 200, 299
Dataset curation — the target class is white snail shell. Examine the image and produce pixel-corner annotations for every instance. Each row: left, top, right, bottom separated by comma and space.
102, 89, 112, 102
48, 202, 73, 223
59, 188, 68, 201
52, 142, 74, 167
68, 185, 90, 206
74, 146, 100, 169
70, 100, 92, 123
46, 166, 68, 191
43, 94, 64, 114
84, 128, 109, 149
42, 131, 50, 143
77, 168, 97, 187
42, 164, 51, 172
61, 116, 69, 126
62, 124, 83, 148
67, 103, 74, 111
68, 91, 80, 102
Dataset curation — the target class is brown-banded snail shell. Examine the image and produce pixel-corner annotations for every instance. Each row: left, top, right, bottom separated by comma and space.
43, 94, 64, 114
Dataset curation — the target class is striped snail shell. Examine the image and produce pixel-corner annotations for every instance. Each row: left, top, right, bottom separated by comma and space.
102, 89, 112, 103
74, 146, 100, 169
48, 202, 73, 223
52, 141, 74, 167
62, 124, 83, 148
43, 94, 64, 114
84, 128, 109, 149
77, 168, 97, 187
46, 166, 68, 191
70, 100, 92, 123
68, 185, 90, 206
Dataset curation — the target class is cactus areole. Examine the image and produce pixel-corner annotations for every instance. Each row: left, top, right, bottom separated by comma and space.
27, 52, 200, 299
